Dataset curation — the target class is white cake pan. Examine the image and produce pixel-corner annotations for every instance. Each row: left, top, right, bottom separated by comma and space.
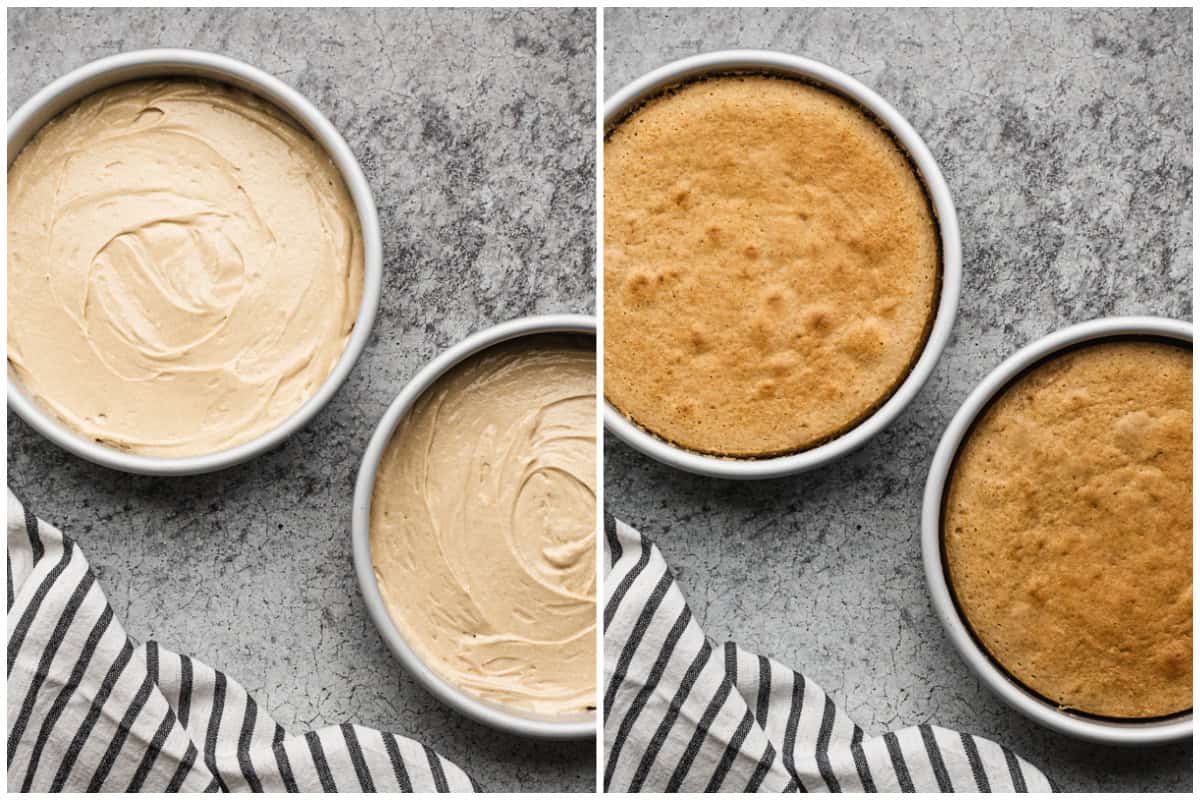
352, 314, 597, 740
922, 316, 1193, 745
7, 49, 382, 476
603, 49, 962, 479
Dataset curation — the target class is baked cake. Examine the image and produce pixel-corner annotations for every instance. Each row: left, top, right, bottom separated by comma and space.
604, 74, 939, 457
944, 339, 1192, 718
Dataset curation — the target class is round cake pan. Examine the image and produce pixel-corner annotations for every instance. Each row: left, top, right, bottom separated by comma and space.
922, 316, 1193, 745
603, 49, 962, 480
6, 49, 382, 476
352, 314, 597, 740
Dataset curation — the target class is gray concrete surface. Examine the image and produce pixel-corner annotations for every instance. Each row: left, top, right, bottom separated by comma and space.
605, 7, 1191, 794
8, 7, 594, 793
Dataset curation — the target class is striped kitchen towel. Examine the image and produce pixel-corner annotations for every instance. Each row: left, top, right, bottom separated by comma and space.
603, 518, 1055, 793
7, 491, 478, 793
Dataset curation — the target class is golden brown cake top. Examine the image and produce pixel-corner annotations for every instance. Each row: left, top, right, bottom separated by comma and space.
944, 339, 1193, 719
604, 74, 938, 457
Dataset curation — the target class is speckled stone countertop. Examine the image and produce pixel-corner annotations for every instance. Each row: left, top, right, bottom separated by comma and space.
605, 7, 1191, 794
8, 7, 595, 793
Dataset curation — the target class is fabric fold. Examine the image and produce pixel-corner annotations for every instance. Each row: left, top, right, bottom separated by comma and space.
603, 517, 1055, 793
6, 491, 478, 793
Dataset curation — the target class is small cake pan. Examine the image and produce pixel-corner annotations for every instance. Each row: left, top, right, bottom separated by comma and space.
603, 50, 962, 480
352, 314, 597, 740
6, 49, 382, 476
922, 316, 1193, 745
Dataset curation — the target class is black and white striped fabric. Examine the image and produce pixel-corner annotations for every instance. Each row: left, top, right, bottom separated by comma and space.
604, 518, 1055, 793
7, 492, 478, 793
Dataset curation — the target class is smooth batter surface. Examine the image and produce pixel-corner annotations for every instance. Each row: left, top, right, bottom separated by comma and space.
370, 336, 596, 716
605, 75, 939, 457
945, 340, 1192, 718
8, 79, 363, 457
